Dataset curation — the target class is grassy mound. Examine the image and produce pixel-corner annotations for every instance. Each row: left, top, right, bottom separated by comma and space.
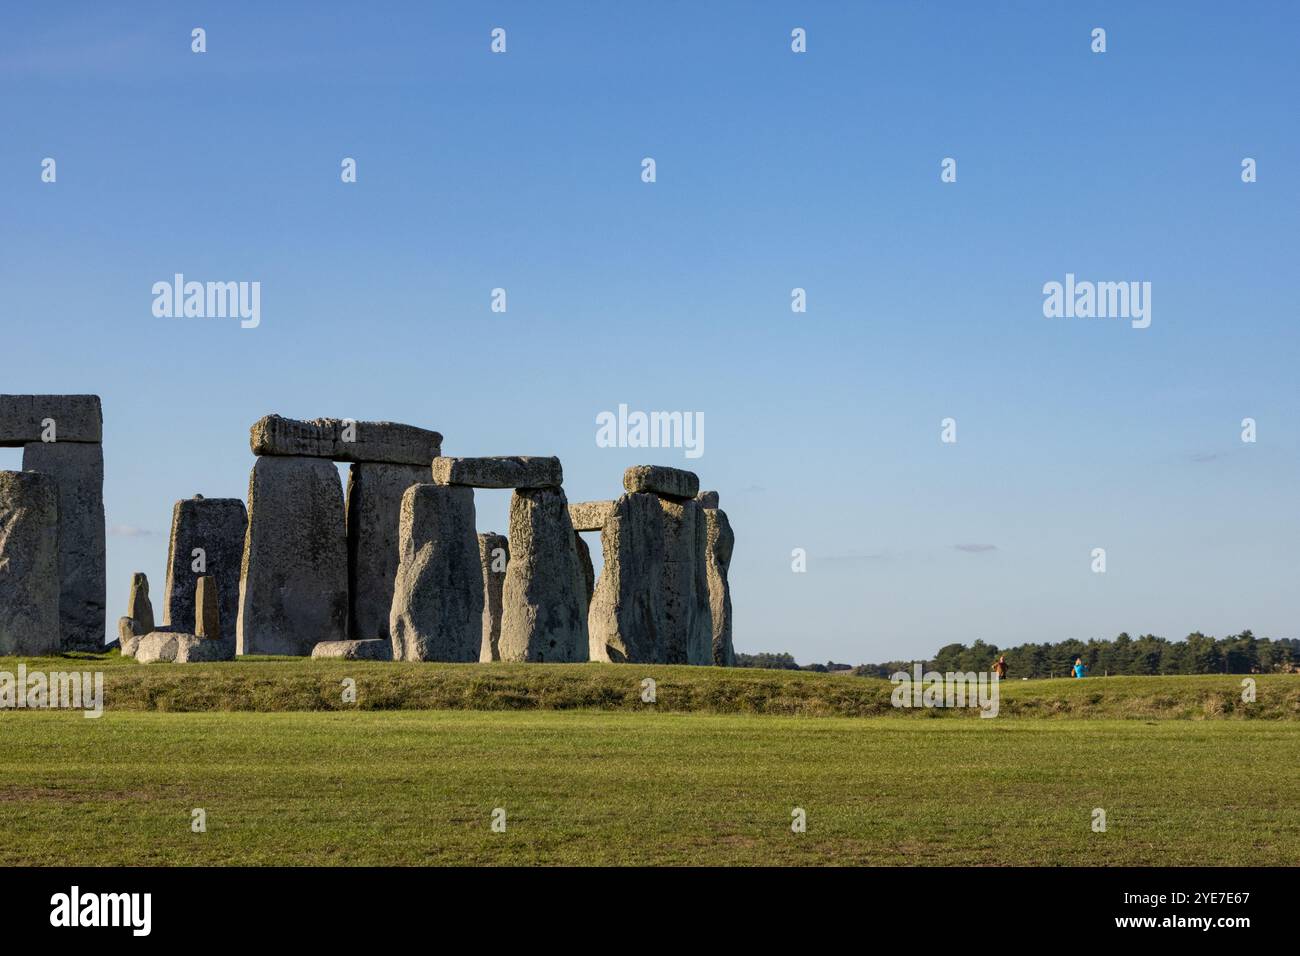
3, 653, 1298, 719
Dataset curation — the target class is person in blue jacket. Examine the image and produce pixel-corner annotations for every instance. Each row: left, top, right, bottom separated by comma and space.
1072, 657, 1088, 679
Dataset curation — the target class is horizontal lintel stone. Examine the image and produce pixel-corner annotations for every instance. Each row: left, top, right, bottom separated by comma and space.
249, 414, 442, 465
0, 394, 102, 445
431, 456, 563, 489
623, 465, 700, 500
568, 500, 616, 531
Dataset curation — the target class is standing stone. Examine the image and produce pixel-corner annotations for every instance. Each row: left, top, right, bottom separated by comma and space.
126, 572, 155, 634
478, 532, 509, 662
22, 441, 105, 650
659, 497, 712, 665
587, 493, 666, 664
236, 457, 348, 656
163, 496, 247, 644
695, 490, 720, 510
499, 488, 588, 663
702, 509, 735, 666
574, 532, 594, 607
0, 471, 61, 656
388, 484, 482, 662
346, 463, 427, 641
250, 415, 442, 466
195, 575, 219, 639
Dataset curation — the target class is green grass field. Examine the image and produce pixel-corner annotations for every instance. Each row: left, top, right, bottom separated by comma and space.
1, 657, 1297, 865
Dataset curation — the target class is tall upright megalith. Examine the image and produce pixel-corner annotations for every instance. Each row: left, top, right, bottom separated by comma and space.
163, 495, 247, 644
499, 487, 589, 662
478, 532, 508, 662
657, 497, 712, 664
3, 394, 105, 650
21, 441, 105, 652
236, 456, 348, 656
346, 463, 427, 642
388, 484, 482, 661
699, 499, 735, 667
587, 492, 666, 664
0, 470, 61, 656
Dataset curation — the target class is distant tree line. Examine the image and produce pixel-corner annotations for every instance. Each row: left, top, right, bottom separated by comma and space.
739, 631, 1299, 678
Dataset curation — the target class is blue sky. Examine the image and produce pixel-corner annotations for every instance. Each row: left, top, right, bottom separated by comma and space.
3, 2, 1297, 661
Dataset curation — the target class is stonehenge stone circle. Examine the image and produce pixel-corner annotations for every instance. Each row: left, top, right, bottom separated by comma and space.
499, 487, 588, 662
695, 490, 719, 509
568, 500, 615, 532
432, 455, 562, 490
20, 440, 105, 651
0, 470, 61, 656
311, 638, 393, 661
702, 508, 735, 666
388, 484, 483, 662
346, 463, 427, 642
163, 495, 246, 643
195, 575, 220, 639
478, 532, 508, 662
587, 492, 667, 663
236, 456, 349, 656
250, 414, 442, 466
623, 464, 699, 500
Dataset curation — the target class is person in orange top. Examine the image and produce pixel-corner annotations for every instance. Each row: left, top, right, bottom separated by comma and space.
992, 655, 1008, 679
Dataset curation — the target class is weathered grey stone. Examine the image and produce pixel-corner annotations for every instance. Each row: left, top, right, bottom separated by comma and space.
499, 487, 588, 662
311, 638, 392, 661
703, 508, 735, 666
346, 463, 426, 642
0, 394, 102, 445
478, 532, 508, 662
575, 532, 594, 607
195, 575, 219, 639
623, 465, 699, 500
163, 496, 247, 644
695, 490, 719, 509
659, 497, 713, 665
134, 631, 179, 663
431, 456, 562, 489
250, 414, 442, 466
126, 572, 155, 634
22, 441, 105, 650
174, 633, 234, 663
236, 457, 348, 657
588, 493, 666, 663
388, 484, 482, 662
568, 500, 615, 532
117, 616, 145, 658
0, 470, 61, 656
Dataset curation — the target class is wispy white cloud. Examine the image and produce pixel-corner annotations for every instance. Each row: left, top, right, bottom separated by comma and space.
109, 524, 154, 538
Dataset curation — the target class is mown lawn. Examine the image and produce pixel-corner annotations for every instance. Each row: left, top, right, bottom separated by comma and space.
1, 710, 1297, 865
